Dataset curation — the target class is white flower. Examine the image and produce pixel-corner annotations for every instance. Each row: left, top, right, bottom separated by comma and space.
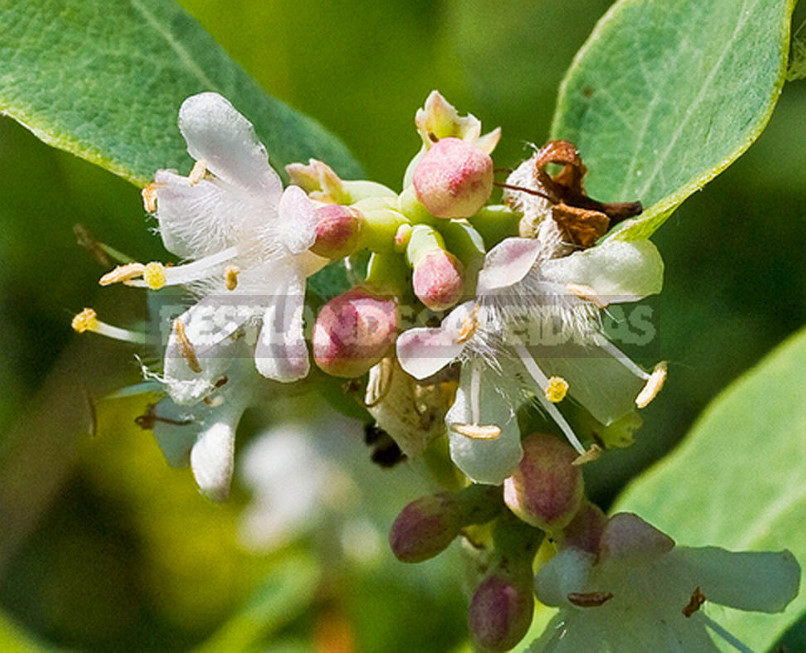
146, 343, 259, 502
396, 236, 665, 484
102, 92, 325, 404
531, 513, 800, 652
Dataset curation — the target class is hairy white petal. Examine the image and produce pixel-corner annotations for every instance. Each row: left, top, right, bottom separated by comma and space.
179, 92, 282, 196
541, 239, 664, 303
477, 237, 542, 293
190, 419, 237, 503
277, 185, 317, 254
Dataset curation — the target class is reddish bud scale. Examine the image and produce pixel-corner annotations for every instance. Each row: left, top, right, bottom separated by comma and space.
313, 288, 398, 378
468, 574, 534, 652
389, 492, 462, 563
503, 433, 584, 532
311, 204, 362, 259
412, 249, 464, 311
413, 137, 493, 218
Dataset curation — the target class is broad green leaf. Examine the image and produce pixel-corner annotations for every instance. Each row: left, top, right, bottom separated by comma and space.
0, 0, 362, 187
614, 328, 806, 650
552, 0, 795, 241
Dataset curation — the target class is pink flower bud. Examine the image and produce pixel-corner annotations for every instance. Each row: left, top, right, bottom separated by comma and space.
503, 433, 584, 532
559, 501, 607, 554
311, 204, 362, 259
468, 574, 533, 652
413, 137, 493, 218
412, 249, 464, 311
389, 492, 462, 563
313, 288, 398, 378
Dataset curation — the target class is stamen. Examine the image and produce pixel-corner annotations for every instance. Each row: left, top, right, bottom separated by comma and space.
173, 318, 202, 373
142, 262, 166, 290
457, 305, 480, 344
450, 423, 502, 440
71, 308, 147, 344
594, 335, 651, 381
470, 361, 482, 425
515, 344, 586, 455
188, 159, 208, 186
636, 361, 667, 408
572, 444, 602, 466
682, 587, 706, 617
99, 262, 146, 286
141, 183, 159, 212
694, 613, 754, 653
545, 376, 569, 403
567, 591, 613, 608
565, 282, 608, 309
224, 265, 240, 291
72, 307, 98, 333
123, 246, 239, 288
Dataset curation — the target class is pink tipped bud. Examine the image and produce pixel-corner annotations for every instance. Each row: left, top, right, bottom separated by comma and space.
311, 204, 362, 259
559, 501, 607, 554
413, 137, 493, 218
468, 574, 533, 652
412, 249, 464, 311
503, 433, 584, 532
313, 288, 398, 378
389, 492, 462, 563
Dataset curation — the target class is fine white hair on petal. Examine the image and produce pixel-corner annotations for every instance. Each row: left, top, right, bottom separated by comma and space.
254, 273, 310, 382
476, 237, 542, 293
276, 185, 318, 255
178, 92, 283, 196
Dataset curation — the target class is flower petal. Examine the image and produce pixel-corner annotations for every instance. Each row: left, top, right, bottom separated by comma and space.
669, 546, 800, 613
150, 399, 198, 468
190, 416, 237, 503
541, 239, 664, 303
254, 273, 310, 382
446, 364, 522, 484
179, 92, 282, 196
477, 237, 542, 293
276, 185, 317, 254
533, 342, 646, 425
154, 171, 233, 258
162, 298, 253, 405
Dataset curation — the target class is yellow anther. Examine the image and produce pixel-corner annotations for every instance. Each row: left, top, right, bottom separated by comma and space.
566, 282, 608, 309
141, 183, 159, 212
224, 265, 240, 291
99, 262, 145, 286
143, 261, 167, 290
456, 305, 480, 344
572, 444, 603, 466
636, 361, 668, 408
450, 422, 502, 440
173, 318, 202, 373
188, 159, 208, 186
72, 308, 98, 333
545, 376, 569, 403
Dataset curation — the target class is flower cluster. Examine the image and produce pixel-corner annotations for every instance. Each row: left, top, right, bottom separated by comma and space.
73, 91, 799, 649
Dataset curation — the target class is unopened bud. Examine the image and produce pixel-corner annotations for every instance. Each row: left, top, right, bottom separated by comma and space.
389, 492, 461, 563
468, 574, 533, 652
412, 249, 464, 311
503, 433, 584, 532
311, 204, 362, 259
413, 137, 493, 218
313, 288, 398, 378
559, 501, 607, 554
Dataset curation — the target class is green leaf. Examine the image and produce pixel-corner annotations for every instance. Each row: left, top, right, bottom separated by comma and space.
551, 0, 795, 241
0, 0, 362, 187
614, 328, 806, 650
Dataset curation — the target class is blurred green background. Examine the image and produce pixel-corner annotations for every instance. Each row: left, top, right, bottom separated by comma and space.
0, 0, 804, 650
